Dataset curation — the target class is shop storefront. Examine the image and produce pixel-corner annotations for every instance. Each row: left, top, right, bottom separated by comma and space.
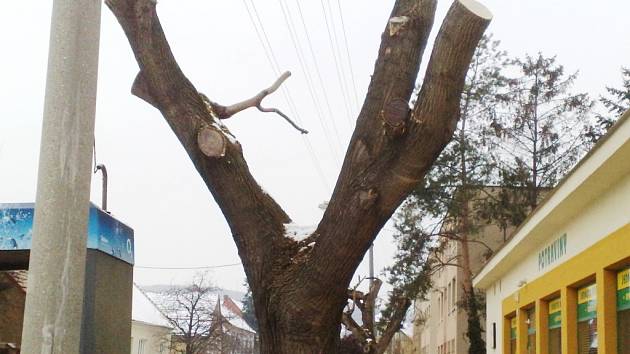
473, 110, 630, 354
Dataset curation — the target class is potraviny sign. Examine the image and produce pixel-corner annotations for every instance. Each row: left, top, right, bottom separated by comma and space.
538, 233, 567, 271
0, 203, 134, 265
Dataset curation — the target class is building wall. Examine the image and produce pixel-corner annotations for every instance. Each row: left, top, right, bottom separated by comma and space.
130, 321, 171, 354
413, 300, 430, 354
0, 273, 25, 345
413, 207, 509, 354
482, 172, 630, 353
385, 332, 415, 354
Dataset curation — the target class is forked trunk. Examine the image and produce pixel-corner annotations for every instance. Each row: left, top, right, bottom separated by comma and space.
255, 296, 343, 354
104, 0, 491, 352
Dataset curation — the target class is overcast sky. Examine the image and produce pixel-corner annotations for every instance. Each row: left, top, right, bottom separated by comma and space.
1, 0, 629, 292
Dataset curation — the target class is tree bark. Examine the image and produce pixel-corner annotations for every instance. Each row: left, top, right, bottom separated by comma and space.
105, 0, 491, 352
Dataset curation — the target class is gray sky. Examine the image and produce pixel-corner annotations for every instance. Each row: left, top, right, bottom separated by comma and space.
1, 0, 629, 292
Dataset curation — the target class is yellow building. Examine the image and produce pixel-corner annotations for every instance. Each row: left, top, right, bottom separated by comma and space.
473, 110, 630, 354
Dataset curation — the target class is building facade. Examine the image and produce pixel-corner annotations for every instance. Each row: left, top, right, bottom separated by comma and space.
473, 110, 630, 354
413, 191, 513, 354
131, 284, 173, 354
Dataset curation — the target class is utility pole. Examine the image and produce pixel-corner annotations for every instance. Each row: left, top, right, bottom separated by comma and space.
21, 0, 101, 353
369, 245, 374, 285
369, 244, 375, 333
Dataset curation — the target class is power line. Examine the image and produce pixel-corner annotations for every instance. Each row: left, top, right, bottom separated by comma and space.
335, 0, 361, 109
294, 0, 350, 149
135, 262, 242, 270
277, 0, 343, 158
241, 0, 331, 193
319, 0, 354, 126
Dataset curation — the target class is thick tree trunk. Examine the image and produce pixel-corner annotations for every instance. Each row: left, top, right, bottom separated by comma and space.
104, 0, 491, 352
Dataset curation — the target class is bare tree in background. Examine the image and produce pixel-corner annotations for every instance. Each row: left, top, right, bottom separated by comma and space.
105, 0, 491, 352
152, 273, 222, 354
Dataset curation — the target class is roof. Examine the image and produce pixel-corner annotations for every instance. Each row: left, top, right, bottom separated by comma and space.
143, 289, 255, 334
4, 270, 27, 291
473, 109, 630, 289
132, 284, 172, 328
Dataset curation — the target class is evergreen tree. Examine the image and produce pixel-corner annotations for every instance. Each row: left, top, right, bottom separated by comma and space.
389, 35, 510, 354
241, 282, 258, 332
586, 67, 630, 141
492, 53, 594, 209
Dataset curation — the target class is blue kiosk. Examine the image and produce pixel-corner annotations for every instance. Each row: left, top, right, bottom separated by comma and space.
0, 203, 134, 354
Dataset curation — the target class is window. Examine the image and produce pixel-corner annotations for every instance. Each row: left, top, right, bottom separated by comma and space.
577, 284, 597, 354
492, 322, 496, 349
451, 278, 456, 308
447, 283, 452, 313
618, 269, 630, 354
437, 291, 442, 321
526, 308, 536, 354
548, 298, 562, 354
137, 339, 147, 354
509, 317, 517, 354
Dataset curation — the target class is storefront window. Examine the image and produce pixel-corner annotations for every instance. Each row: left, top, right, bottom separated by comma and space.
577, 284, 597, 354
526, 309, 536, 354
510, 317, 517, 354
618, 269, 630, 354
548, 298, 562, 354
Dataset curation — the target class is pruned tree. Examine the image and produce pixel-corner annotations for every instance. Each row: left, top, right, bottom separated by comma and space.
151, 273, 221, 354
340, 276, 417, 354
105, 0, 491, 352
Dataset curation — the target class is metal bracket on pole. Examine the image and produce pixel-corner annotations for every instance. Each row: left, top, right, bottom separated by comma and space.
95, 164, 108, 212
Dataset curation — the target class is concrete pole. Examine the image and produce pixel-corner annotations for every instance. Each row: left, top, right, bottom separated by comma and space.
369, 244, 375, 331
21, 0, 101, 353
369, 244, 374, 284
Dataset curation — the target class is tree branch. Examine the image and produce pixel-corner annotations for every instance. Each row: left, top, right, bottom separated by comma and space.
105, 0, 291, 292
301, 0, 439, 308
303, 0, 491, 315
362, 278, 382, 338
206, 71, 308, 134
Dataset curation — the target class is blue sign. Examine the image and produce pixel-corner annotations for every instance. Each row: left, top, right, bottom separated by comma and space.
0, 203, 134, 265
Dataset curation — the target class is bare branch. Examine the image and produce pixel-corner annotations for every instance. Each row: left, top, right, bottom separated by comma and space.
257, 105, 308, 134
218, 71, 290, 118
341, 312, 368, 344
362, 278, 382, 337
207, 71, 308, 134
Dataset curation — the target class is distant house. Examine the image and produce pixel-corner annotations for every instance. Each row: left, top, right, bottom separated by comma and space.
143, 289, 258, 354
131, 284, 173, 354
